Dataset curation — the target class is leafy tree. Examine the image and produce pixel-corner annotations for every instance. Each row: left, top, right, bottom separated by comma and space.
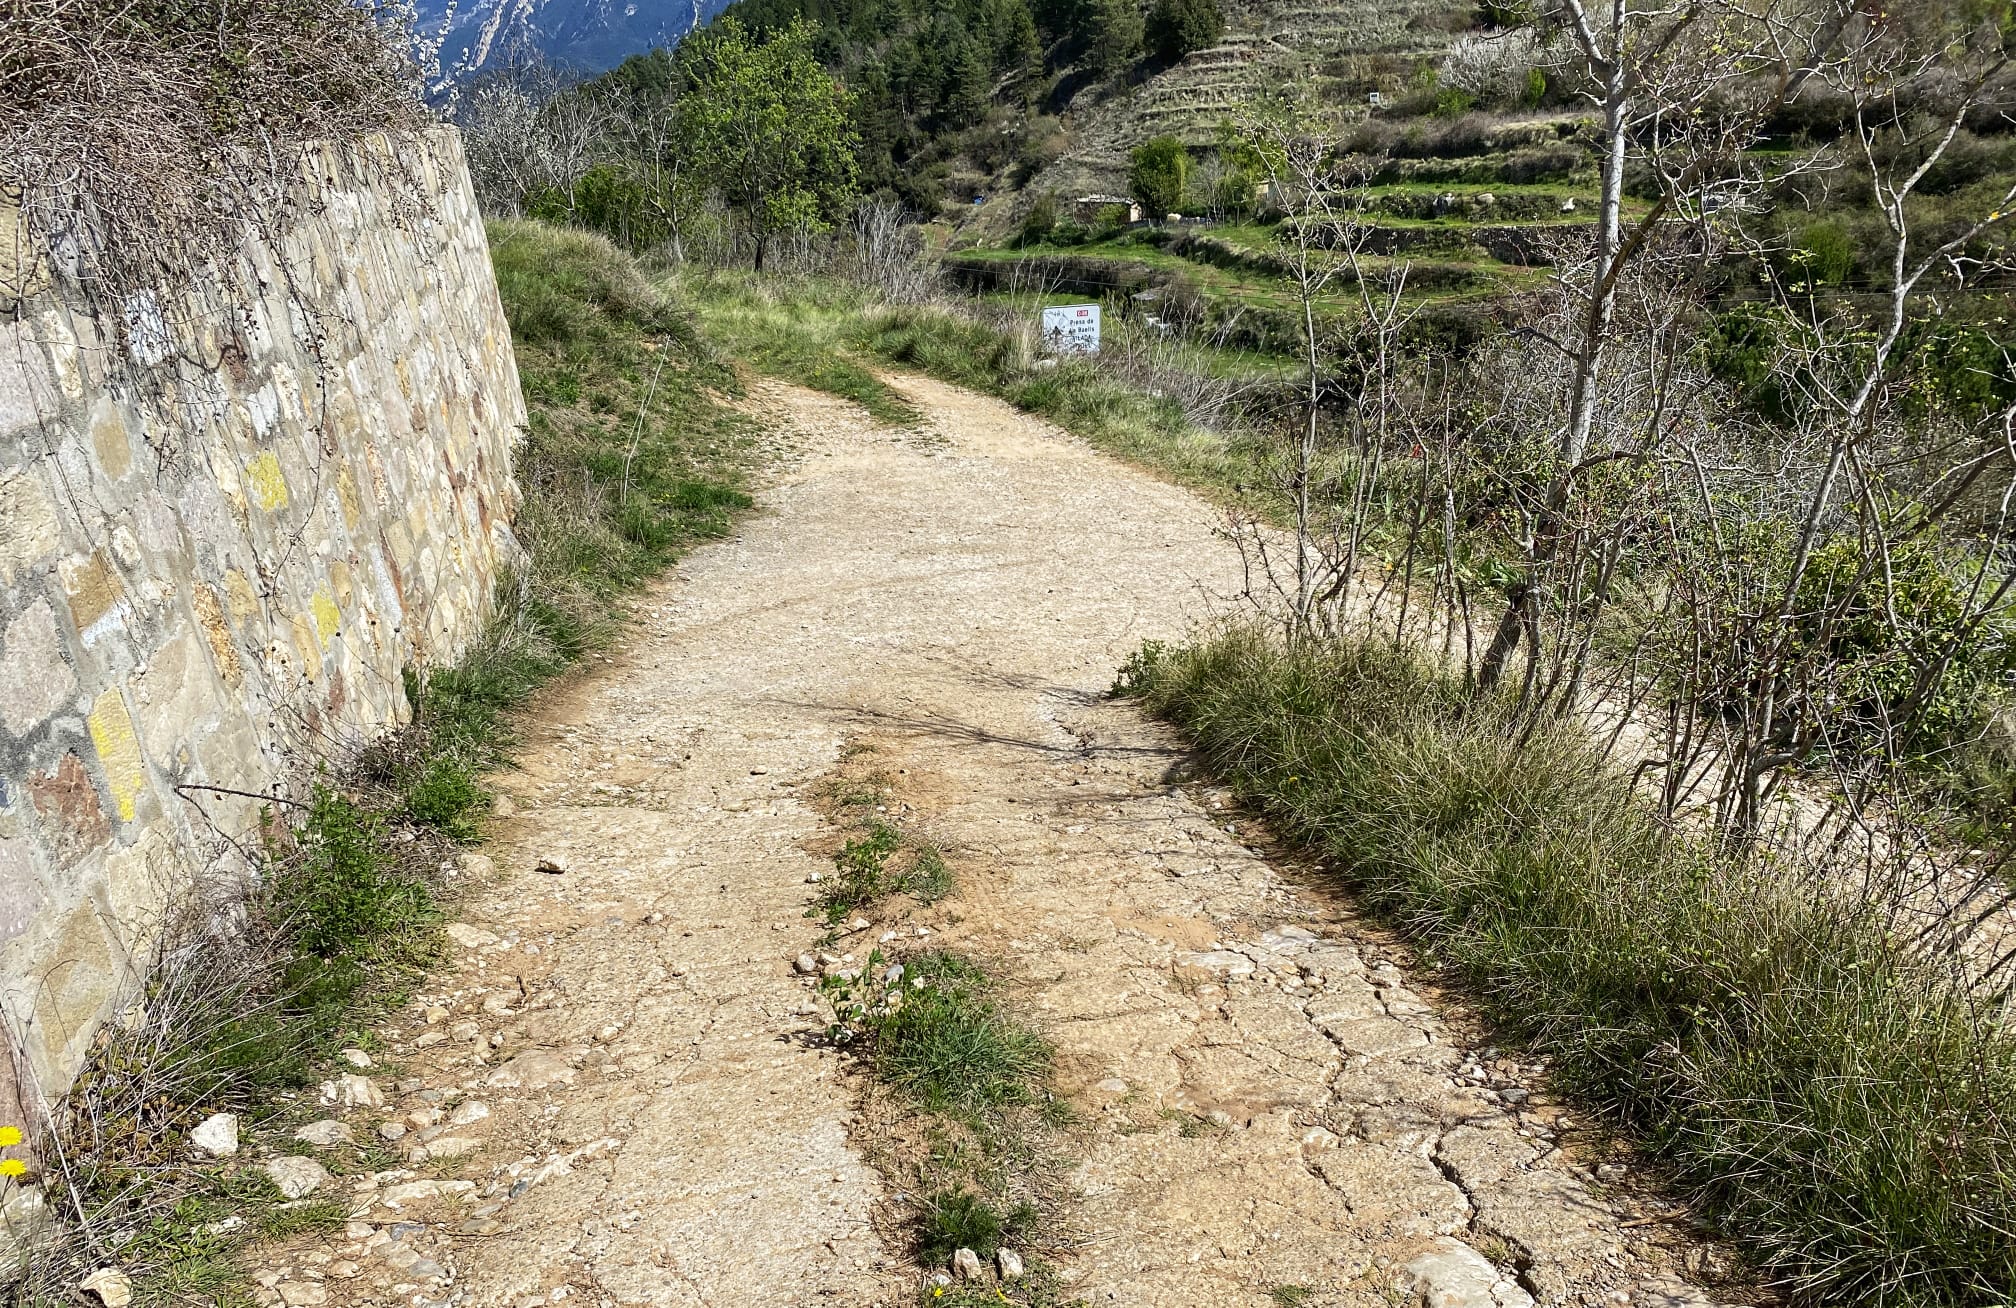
1145, 0, 1222, 63
675, 17, 860, 269
1084, 0, 1144, 76
1128, 135, 1188, 218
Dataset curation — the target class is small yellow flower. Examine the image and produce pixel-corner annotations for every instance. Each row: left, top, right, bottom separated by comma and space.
0, 1159, 25, 1178
0, 1127, 21, 1147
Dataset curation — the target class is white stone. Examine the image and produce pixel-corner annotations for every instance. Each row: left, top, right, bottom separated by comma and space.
189, 1113, 239, 1157
449, 1100, 492, 1126
1397, 1238, 1535, 1308
277, 1282, 328, 1307
340, 1048, 374, 1068
997, 1248, 1024, 1280
951, 1248, 984, 1281
446, 923, 500, 949
264, 1156, 331, 1200
379, 1179, 478, 1207
326, 1074, 384, 1108
294, 1119, 354, 1147
80, 1268, 133, 1307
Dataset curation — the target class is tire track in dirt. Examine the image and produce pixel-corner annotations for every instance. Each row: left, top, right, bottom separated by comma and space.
245, 375, 1752, 1308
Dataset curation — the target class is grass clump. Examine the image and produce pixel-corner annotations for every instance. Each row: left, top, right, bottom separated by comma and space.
826, 951, 1050, 1115
1123, 628, 2016, 1308
917, 1187, 1035, 1263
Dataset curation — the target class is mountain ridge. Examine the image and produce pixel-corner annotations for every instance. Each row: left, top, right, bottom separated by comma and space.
418, 0, 731, 78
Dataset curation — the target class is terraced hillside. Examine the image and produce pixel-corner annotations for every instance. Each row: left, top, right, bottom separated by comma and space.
1017, 0, 1471, 210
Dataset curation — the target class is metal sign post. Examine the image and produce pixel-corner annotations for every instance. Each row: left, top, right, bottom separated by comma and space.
1040, 303, 1102, 355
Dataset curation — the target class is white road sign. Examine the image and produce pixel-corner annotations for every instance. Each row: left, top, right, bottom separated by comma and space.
1041, 303, 1102, 355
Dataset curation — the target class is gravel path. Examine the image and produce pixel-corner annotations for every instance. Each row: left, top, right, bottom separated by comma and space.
248, 377, 1751, 1308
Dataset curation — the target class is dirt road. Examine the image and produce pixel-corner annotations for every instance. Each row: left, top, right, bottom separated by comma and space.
252, 377, 1749, 1308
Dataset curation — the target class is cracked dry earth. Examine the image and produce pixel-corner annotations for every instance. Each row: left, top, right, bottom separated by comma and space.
248, 376, 1758, 1308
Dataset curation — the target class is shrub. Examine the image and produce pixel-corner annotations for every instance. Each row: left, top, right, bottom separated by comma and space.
1789, 218, 1857, 289
1129, 135, 1189, 219
1145, 0, 1223, 63
1017, 191, 1060, 246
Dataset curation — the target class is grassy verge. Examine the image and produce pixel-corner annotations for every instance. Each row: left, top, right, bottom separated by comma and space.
676, 270, 920, 425
21, 220, 757, 1301
676, 271, 1268, 516
1120, 629, 2016, 1308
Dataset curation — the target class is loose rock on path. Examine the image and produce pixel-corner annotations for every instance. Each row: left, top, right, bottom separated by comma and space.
246, 376, 1752, 1308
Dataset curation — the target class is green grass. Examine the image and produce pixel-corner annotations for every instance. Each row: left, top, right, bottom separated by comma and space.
1125, 628, 2016, 1308
870, 953, 1050, 1114
917, 1187, 1035, 1263
680, 269, 920, 424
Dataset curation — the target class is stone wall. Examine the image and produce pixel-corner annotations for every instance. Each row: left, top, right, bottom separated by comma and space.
0, 129, 524, 1116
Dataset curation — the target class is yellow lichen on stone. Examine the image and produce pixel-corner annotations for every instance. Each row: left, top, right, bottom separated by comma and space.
86, 690, 148, 823
336, 466, 363, 532
312, 589, 340, 643
245, 451, 289, 511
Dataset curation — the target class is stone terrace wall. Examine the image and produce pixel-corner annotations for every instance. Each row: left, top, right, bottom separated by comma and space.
0, 128, 524, 1114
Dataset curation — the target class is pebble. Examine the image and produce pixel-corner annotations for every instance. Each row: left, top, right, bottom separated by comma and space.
265, 1156, 332, 1199
794, 954, 819, 974
997, 1248, 1024, 1280
424, 1006, 450, 1024
450, 1100, 492, 1126
326, 1074, 385, 1109
277, 1283, 328, 1307
190, 1113, 240, 1157
378, 1121, 409, 1142
341, 1048, 375, 1069
952, 1248, 984, 1281
295, 1120, 355, 1147
536, 856, 569, 875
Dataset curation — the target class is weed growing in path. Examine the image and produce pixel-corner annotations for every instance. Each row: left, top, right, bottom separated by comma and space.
823, 951, 1049, 1114
820, 822, 958, 923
